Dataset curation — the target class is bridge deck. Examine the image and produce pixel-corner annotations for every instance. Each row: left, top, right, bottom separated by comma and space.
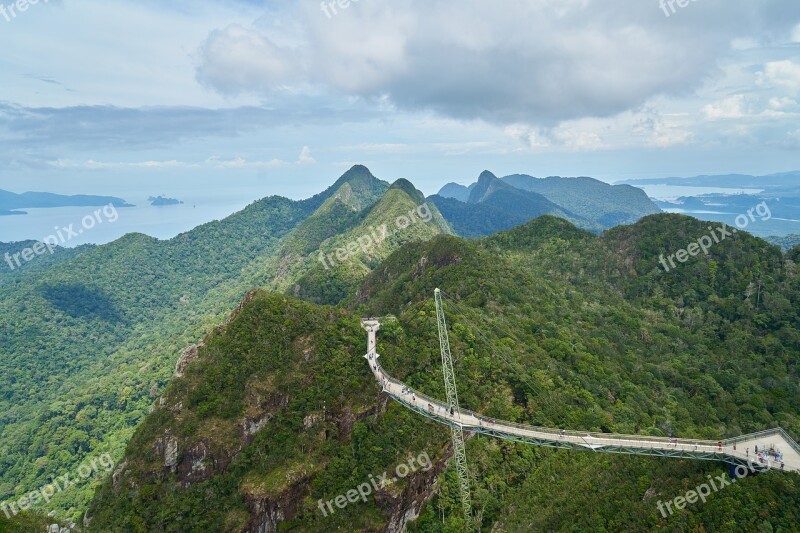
362, 321, 800, 473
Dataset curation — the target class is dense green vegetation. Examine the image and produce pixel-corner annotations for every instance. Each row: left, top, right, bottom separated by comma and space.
289, 179, 452, 304
88, 213, 800, 531
0, 165, 456, 524
0, 241, 94, 288
87, 292, 452, 531
0, 166, 407, 521
0, 510, 62, 532
0, 196, 307, 520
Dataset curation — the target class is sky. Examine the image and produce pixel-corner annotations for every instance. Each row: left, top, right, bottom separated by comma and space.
0, 0, 799, 200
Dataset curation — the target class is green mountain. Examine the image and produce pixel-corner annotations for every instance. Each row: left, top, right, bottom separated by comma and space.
437, 182, 474, 202
0, 166, 442, 522
434, 172, 660, 237
86, 213, 800, 532
502, 174, 660, 227
287, 178, 452, 305
0, 194, 313, 521
429, 171, 582, 238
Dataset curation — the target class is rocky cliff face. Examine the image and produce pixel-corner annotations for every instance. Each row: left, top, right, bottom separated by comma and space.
144, 387, 450, 532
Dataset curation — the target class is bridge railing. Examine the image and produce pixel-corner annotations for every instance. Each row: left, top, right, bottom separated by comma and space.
370, 354, 799, 471
725, 428, 800, 452
372, 359, 722, 448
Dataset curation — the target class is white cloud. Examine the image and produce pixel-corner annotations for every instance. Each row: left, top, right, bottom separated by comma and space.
554, 130, 605, 151
196, 25, 305, 94
204, 156, 286, 169
3, 0, 800, 184
48, 159, 194, 170
298, 145, 315, 164
757, 60, 800, 91
768, 97, 798, 111
632, 110, 694, 148
196, 1, 800, 126
702, 95, 748, 119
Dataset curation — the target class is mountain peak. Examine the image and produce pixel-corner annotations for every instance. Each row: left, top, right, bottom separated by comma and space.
388, 178, 425, 203
303, 165, 390, 213
437, 182, 472, 202
336, 164, 377, 186
468, 170, 504, 203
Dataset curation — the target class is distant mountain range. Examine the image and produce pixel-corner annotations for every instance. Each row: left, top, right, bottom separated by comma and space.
431, 171, 660, 237
0, 189, 133, 215
767, 234, 800, 251
618, 171, 800, 191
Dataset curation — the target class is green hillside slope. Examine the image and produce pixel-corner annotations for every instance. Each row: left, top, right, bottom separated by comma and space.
0, 195, 314, 520
0, 166, 451, 523
0, 166, 397, 521
87, 214, 800, 532
0, 241, 95, 288
289, 179, 452, 305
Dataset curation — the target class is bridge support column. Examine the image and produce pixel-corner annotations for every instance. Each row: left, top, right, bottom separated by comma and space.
362, 320, 381, 356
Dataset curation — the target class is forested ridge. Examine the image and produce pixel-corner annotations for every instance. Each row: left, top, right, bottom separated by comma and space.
85, 214, 800, 532
0, 190, 332, 519
0, 166, 450, 522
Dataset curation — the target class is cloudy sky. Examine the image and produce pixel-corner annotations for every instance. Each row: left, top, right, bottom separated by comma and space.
1, 0, 799, 199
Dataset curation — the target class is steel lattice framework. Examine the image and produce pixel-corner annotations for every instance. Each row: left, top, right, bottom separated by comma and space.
434, 288, 473, 527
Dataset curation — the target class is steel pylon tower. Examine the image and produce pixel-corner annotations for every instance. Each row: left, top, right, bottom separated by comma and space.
434, 288, 473, 527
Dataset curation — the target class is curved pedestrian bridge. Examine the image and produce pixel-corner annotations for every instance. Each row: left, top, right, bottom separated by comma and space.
362, 320, 800, 473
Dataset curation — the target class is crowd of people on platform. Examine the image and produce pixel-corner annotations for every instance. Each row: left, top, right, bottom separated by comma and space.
747, 444, 786, 471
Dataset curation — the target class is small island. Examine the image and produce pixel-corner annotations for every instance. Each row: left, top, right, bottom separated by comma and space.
0, 189, 133, 215
148, 195, 184, 207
